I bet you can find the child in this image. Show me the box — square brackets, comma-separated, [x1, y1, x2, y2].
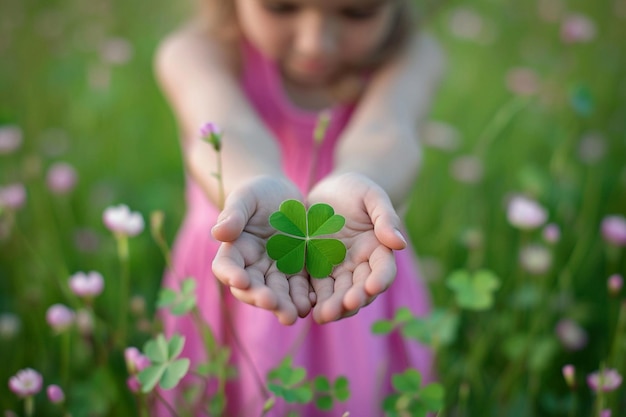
[154, 0, 444, 415]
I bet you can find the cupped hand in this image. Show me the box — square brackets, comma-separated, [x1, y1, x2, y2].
[306, 173, 407, 324]
[211, 175, 313, 325]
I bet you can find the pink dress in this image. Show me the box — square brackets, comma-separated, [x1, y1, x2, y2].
[159, 41, 433, 417]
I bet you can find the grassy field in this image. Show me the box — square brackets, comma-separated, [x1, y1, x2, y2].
[1, 0, 625, 416]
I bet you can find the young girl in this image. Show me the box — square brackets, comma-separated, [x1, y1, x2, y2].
[155, 0, 444, 415]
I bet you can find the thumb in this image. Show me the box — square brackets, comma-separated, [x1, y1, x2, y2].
[211, 190, 254, 242]
[367, 191, 407, 251]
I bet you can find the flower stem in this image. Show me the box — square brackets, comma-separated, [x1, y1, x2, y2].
[24, 395, 34, 417]
[116, 234, 130, 347]
[61, 330, 71, 388]
[216, 151, 225, 210]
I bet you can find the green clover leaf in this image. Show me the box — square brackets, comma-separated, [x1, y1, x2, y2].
[156, 278, 197, 316]
[383, 369, 444, 417]
[446, 269, 500, 311]
[267, 200, 346, 278]
[138, 333, 190, 393]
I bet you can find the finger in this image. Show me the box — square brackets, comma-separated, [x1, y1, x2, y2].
[212, 243, 251, 289]
[312, 271, 353, 324]
[364, 245, 397, 297]
[229, 272, 278, 311]
[365, 188, 407, 251]
[211, 188, 256, 242]
[343, 262, 372, 311]
[288, 274, 313, 318]
[310, 277, 334, 306]
[265, 269, 299, 325]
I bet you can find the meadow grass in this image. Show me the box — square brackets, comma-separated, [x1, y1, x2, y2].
[1, 0, 625, 416]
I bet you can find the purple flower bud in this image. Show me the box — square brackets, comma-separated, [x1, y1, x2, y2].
[555, 318, 588, 351]
[102, 204, 144, 237]
[600, 410, 611, 417]
[46, 162, 78, 195]
[126, 375, 141, 393]
[507, 195, 548, 230]
[200, 122, 222, 152]
[0, 125, 22, 154]
[124, 347, 150, 375]
[47, 384, 65, 404]
[587, 368, 622, 392]
[69, 271, 104, 298]
[8, 368, 43, 398]
[0, 183, 26, 210]
[562, 364, 575, 388]
[45, 304, 75, 332]
[560, 13, 596, 44]
[542, 223, 561, 244]
[200, 122, 221, 138]
[601, 215, 626, 247]
[608, 274, 623, 296]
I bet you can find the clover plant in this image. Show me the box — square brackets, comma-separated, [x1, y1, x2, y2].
[446, 268, 500, 311]
[137, 333, 190, 393]
[266, 199, 346, 278]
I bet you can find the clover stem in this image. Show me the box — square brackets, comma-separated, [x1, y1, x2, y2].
[116, 234, 130, 347]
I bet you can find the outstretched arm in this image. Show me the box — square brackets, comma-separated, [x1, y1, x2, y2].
[154, 23, 312, 324]
[154, 22, 285, 204]
[309, 32, 446, 323]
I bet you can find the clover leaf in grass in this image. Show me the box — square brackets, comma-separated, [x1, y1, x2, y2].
[446, 269, 500, 311]
[266, 199, 346, 278]
[156, 278, 197, 316]
[138, 333, 190, 393]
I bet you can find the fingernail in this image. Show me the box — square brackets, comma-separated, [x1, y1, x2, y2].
[395, 229, 407, 245]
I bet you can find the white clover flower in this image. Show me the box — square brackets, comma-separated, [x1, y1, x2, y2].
[0, 183, 26, 210]
[0, 313, 21, 339]
[519, 244, 552, 275]
[9, 368, 43, 398]
[45, 304, 75, 332]
[561, 13, 596, 44]
[102, 204, 144, 237]
[507, 195, 548, 230]
[587, 368, 622, 392]
[46, 162, 78, 195]
[0, 125, 22, 154]
[555, 318, 588, 351]
[69, 271, 104, 298]
[601, 215, 626, 247]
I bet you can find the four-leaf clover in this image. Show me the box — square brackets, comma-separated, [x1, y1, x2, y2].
[266, 200, 346, 278]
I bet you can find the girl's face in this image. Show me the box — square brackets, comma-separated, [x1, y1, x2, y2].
[234, 0, 397, 87]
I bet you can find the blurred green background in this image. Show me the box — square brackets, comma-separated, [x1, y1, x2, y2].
[1, 0, 625, 415]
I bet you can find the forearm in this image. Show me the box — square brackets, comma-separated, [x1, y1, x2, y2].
[332, 32, 445, 207]
[154, 23, 286, 205]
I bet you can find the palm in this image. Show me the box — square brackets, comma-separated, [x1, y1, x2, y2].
[307, 173, 406, 324]
[211, 176, 311, 325]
